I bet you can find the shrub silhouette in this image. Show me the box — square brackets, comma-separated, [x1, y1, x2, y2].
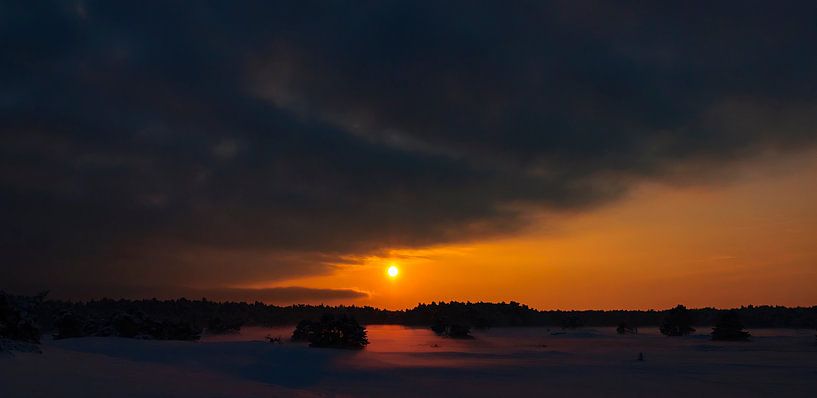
[616, 322, 637, 335]
[0, 291, 43, 344]
[291, 314, 369, 349]
[660, 305, 695, 336]
[711, 311, 751, 341]
[431, 318, 473, 339]
[291, 319, 314, 342]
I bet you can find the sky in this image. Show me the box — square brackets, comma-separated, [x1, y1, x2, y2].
[2, 1, 816, 309]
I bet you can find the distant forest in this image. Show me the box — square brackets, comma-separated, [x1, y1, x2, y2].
[31, 297, 817, 332]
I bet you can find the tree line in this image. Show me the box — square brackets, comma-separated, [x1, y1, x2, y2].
[4, 291, 815, 349]
[24, 295, 817, 332]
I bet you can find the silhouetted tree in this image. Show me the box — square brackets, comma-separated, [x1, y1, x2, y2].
[616, 322, 637, 335]
[711, 311, 751, 341]
[447, 323, 473, 338]
[0, 291, 43, 344]
[291, 319, 314, 342]
[660, 305, 695, 336]
[431, 318, 473, 339]
[431, 318, 447, 335]
[291, 314, 369, 349]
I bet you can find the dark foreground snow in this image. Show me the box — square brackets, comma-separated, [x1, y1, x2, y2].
[2, 326, 816, 397]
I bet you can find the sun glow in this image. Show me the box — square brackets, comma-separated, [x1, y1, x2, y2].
[387, 264, 399, 278]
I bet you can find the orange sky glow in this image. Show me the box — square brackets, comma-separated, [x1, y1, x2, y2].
[246, 151, 817, 310]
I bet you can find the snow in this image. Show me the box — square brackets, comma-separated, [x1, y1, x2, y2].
[2, 326, 816, 397]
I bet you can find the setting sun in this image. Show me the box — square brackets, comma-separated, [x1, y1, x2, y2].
[387, 265, 399, 278]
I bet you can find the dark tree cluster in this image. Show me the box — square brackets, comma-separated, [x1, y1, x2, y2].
[405, 302, 817, 330]
[409, 301, 539, 328]
[431, 318, 473, 339]
[53, 310, 201, 341]
[660, 305, 696, 336]
[7, 294, 816, 336]
[291, 314, 369, 349]
[616, 322, 638, 335]
[0, 291, 44, 344]
[711, 311, 751, 341]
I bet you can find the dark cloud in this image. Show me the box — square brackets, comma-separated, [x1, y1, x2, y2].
[29, 284, 369, 303]
[195, 287, 370, 303]
[2, 1, 817, 297]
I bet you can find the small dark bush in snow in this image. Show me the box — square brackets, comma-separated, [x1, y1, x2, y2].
[291, 314, 369, 349]
[616, 322, 637, 335]
[711, 311, 751, 341]
[431, 318, 473, 339]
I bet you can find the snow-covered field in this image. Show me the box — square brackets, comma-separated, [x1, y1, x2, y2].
[2, 326, 816, 397]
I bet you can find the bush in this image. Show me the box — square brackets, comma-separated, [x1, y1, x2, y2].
[711, 311, 751, 341]
[291, 314, 369, 349]
[0, 291, 42, 344]
[616, 322, 637, 335]
[660, 305, 696, 336]
[291, 319, 313, 342]
[431, 318, 473, 339]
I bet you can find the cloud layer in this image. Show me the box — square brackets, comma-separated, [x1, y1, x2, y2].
[2, 1, 817, 296]
[40, 285, 370, 303]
